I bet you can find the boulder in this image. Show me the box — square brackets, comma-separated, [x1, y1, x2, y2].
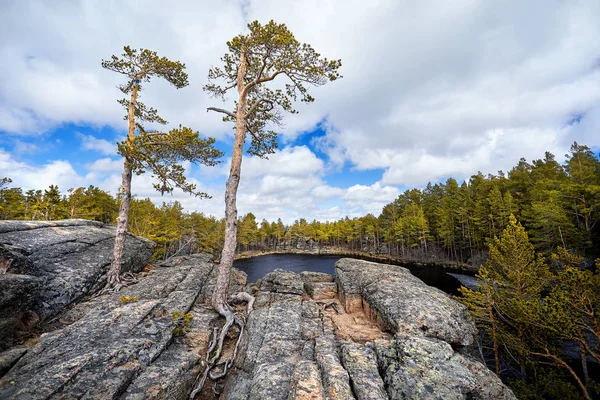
[335, 258, 476, 346]
[259, 268, 304, 295]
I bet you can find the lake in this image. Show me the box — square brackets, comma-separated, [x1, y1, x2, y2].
[233, 253, 472, 295]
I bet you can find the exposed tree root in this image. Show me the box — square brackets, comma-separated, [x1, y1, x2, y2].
[230, 291, 255, 314]
[189, 292, 254, 399]
[317, 301, 340, 314]
[96, 272, 138, 296]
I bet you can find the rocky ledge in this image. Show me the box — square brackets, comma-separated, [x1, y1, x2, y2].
[0, 219, 155, 350]
[0, 222, 514, 399]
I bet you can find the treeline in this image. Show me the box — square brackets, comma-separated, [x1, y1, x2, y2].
[377, 141, 600, 263]
[226, 141, 600, 264]
[0, 178, 224, 260]
[1, 141, 599, 263]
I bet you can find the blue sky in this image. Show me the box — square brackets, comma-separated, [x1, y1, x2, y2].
[1, 0, 600, 223]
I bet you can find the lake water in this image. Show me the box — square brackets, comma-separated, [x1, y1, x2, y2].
[233, 253, 471, 295]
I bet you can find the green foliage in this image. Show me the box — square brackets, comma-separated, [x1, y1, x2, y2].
[117, 125, 222, 197]
[102, 46, 188, 94]
[171, 310, 193, 335]
[460, 216, 551, 363]
[205, 20, 342, 158]
[238, 212, 259, 250]
[67, 186, 118, 223]
[459, 217, 599, 398]
[119, 295, 139, 304]
[563, 142, 600, 245]
[541, 262, 600, 363]
[102, 46, 223, 197]
[509, 368, 581, 400]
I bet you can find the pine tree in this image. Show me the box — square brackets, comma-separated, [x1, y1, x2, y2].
[458, 215, 553, 393]
[563, 142, 600, 247]
[101, 46, 222, 289]
[204, 20, 341, 319]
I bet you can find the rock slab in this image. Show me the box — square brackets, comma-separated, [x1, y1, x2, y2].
[0, 219, 155, 350]
[335, 258, 476, 345]
[0, 255, 223, 399]
[375, 335, 517, 399]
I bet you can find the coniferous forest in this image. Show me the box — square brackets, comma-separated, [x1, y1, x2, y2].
[2, 142, 599, 264]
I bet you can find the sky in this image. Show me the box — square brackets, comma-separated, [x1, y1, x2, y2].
[1, 0, 600, 224]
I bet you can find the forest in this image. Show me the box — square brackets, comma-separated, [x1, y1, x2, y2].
[1, 141, 598, 265]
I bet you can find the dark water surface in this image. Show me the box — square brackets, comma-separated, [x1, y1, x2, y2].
[233, 253, 468, 295]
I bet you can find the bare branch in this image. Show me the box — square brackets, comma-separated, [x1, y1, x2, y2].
[207, 107, 236, 119]
[243, 70, 285, 95]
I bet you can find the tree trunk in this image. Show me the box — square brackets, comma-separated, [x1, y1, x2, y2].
[532, 349, 592, 400]
[580, 341, 589, 387]
[212, 52, 247, 314]
[107, 82, 139, 287]
[490, 305, 500, 375]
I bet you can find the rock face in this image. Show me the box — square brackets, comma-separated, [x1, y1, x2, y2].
[0, 254, 244, 399]
[0, 227, 514, 400]
[301, 271, 337, 300]
[222, 262, 514, 400]
[375, 335, 516, 400]
[0, 219, 155, 350]
[335, 258, 476, 346]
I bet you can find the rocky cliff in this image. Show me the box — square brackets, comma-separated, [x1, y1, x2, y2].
[0, 220, 514, 399]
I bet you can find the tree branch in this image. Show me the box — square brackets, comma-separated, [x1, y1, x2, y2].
[246, 124, 261, 142]
[243, 70, 285, 94]
[223, 82, 238, 91]
[207, 107, 236, 119]
[246, 98, 274, 119]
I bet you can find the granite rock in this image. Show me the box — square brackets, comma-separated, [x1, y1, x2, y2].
[335, 258, 476, 346]
[375, 334, 517, 400]
[0, 256, 220, 399]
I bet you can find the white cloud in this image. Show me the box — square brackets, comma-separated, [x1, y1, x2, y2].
[91, 146, 398, 223]
[242, 0, 600, 184]
[78, 133, 116, 155]
[311, 185, 345, 200]
[2, 0, 600, 220]
[344, 183, 400, 216]
[0, 149, 85, 190]
[85, 157, 123, 172]
[205, 146, 400, 222]
[13, 140, 40, 155]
